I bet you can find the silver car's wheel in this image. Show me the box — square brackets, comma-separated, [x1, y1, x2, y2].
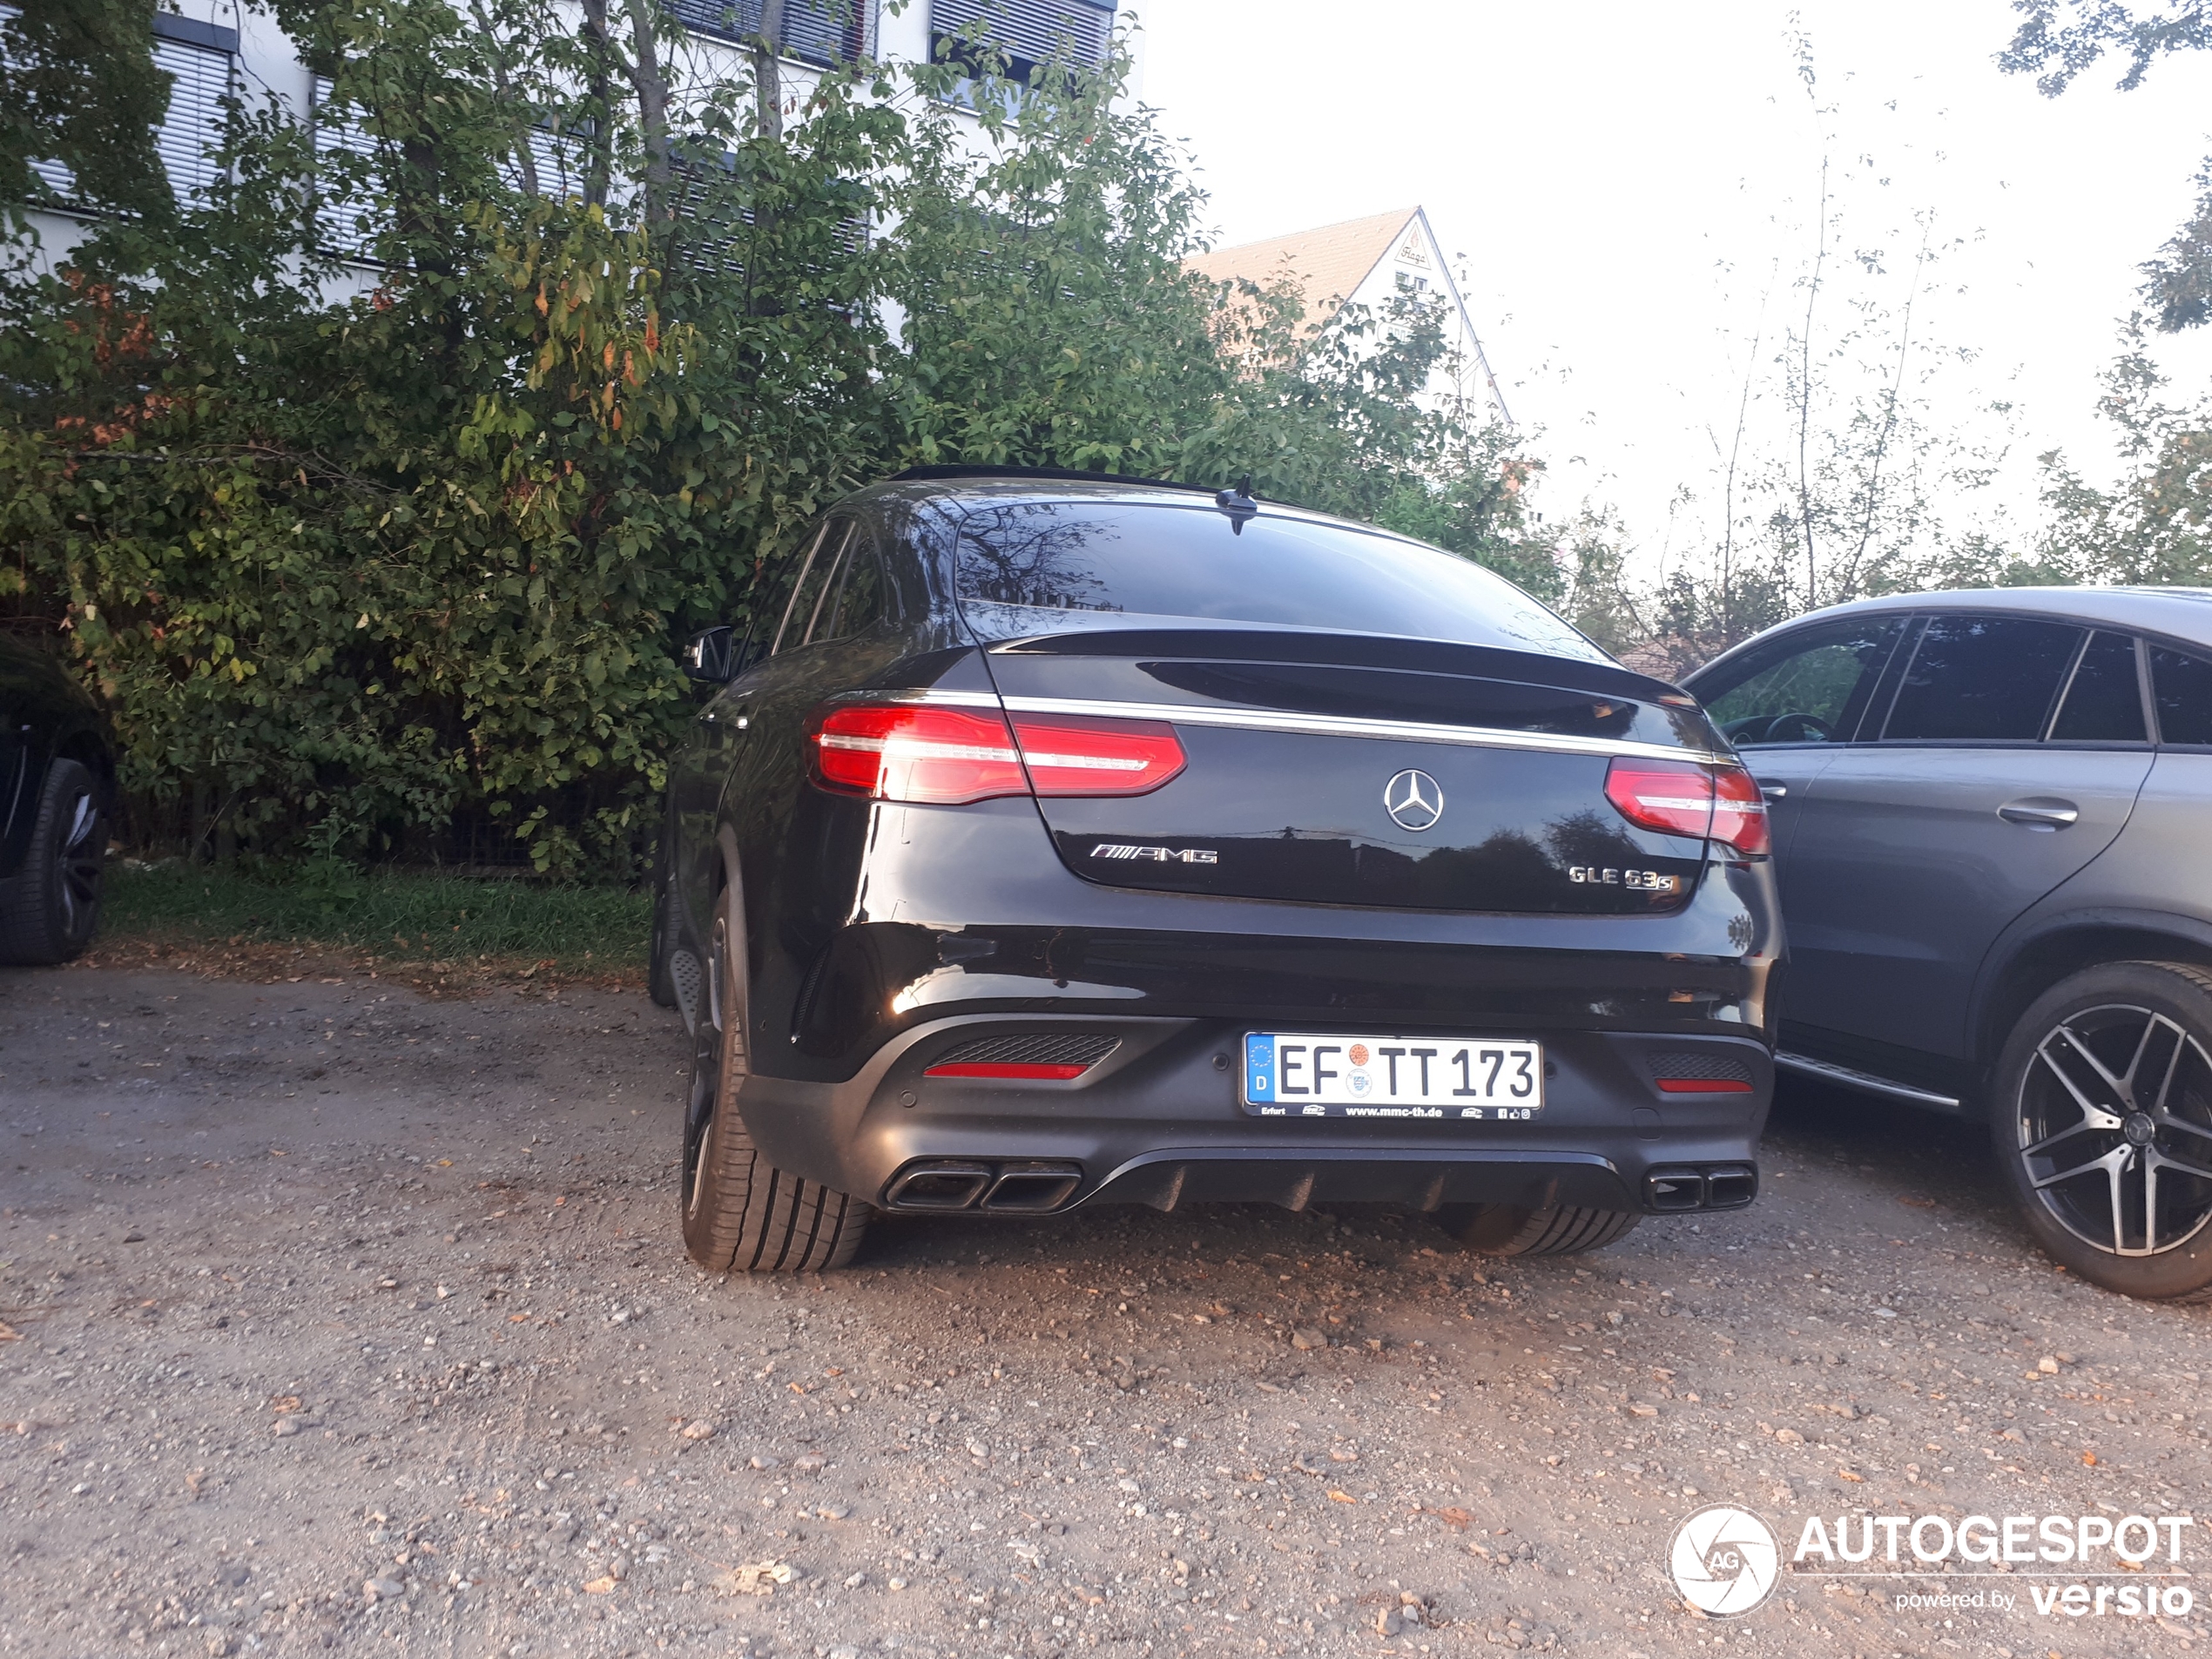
[1994, 962, 2212, 1300]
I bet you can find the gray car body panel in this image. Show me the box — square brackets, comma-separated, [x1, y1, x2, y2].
[1685, 587, 2212, 1115]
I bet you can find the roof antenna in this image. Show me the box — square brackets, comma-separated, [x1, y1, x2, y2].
[1215, 475, 1258, 529]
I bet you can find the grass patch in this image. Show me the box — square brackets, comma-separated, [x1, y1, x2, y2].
[93, 860, 650, 988]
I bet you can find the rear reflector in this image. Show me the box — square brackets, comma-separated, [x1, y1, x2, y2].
[923, 1061, 1092, 1080]
[810, 703, 1184, 804]
[1603, 759, 1770, 856]
[1654, 1077, 1756, 1095]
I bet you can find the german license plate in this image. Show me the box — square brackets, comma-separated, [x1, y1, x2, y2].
[1242, 1033, 1544, 1119]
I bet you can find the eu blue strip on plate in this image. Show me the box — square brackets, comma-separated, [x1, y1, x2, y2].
[1244, 1032, 1275, 1103]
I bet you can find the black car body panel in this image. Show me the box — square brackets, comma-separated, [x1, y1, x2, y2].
[979, 629, 1716, 914]
[0, 634, 114, 881]
[1683, 586, 2212, 1113]
[670, 475, 1781, 1217]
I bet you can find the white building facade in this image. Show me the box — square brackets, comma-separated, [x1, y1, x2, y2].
[12, 0, 1141, 264]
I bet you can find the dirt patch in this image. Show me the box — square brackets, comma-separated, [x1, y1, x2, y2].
[3, 964, 2208, 1658]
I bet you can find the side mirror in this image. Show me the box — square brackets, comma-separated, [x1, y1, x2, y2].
[684, 625, 736, 684]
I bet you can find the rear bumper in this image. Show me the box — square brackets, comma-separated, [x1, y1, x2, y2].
[735, 1014, 1770, 1217]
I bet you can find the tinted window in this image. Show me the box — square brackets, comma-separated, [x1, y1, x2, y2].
[954, 502, 1605, 660]
[1882, 616, 2082, 742]
[810, 523, 889, 644]
[774, 520, 848, 653]
[1696, 617, 1902, 747]
[2050, 631, 2147, 743]
[2152, 645, 2212, 745]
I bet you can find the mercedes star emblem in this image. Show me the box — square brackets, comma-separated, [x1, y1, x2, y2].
[1383, 768, 1445, 833]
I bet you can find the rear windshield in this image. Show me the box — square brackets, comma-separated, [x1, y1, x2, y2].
[953, 501, 1607, 661]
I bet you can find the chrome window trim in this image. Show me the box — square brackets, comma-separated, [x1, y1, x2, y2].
[880, 688, 1732, 766]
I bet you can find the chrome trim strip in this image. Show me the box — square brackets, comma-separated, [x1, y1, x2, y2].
[883, 688, 1730, 765]
[1775, 1050, 1964, 1113]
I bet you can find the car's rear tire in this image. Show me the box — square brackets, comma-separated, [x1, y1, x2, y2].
[0, 759, 106, 967]
[679, 881, 869, 1272]
[1436, 1202, 1641, 1256]
[647, 863, 678, 1010]
[1992, 960, 2212, 1302]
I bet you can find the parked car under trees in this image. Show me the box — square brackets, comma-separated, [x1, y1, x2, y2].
[651, 468, 1782, 1272]
[0, 631, 114, 964]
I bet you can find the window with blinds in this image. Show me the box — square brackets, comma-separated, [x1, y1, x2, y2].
[666, 145, 869, 280]
[929, 0, 1114, 74]
[309, 77, 378, 258]
[3, 10, 234, 209]
[152, 37, 232, 202]
[666, 0, 867, 64]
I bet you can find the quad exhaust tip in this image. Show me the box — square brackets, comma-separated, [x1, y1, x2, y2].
[1644, 1163, 1757, 1212]
[884, 1158, 1083, 1215]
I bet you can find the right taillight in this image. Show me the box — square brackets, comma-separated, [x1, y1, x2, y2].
[1008, 711, 1185, 796]
[1604, 758, 1770, 857]
[1709, 765, 1770, 856]
[808, 702, 1186, 804]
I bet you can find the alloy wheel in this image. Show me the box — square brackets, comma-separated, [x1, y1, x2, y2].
[2014, 1001, 2212, 1258]
[682, 910, 729, 1222]
[57, 789, 103, 939]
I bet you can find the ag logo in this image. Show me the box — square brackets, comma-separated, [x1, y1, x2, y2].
[1668, 1505, 1779, 1617]
[1383, 769, 1445, 833]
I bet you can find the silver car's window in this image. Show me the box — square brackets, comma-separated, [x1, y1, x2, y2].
[1698, 617, 1902, 747]
[2049, 631, 2148, 744]
[2152, 646, 2212, 745]
[1882, 616, 2082, 743]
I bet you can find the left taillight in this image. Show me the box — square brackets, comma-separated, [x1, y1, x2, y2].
[1604, 758, 1770, 857]
[808, 703, 1185, 804]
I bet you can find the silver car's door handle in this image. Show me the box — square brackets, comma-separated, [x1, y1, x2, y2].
[1758, 785, 1787, 801]
[1999, 798, 2080, 829]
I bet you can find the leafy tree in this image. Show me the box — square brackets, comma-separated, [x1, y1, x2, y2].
[2000, 1, 2212, 331]
[2012, 334, 2212, 585]
[0, 0, 1564, 876]
[0, 0, 172, 222]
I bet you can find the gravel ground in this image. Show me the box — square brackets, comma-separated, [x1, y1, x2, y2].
[4, 966, 2210, 1659]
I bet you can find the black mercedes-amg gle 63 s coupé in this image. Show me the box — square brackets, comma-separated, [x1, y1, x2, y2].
[651, 469, 1780, 1271]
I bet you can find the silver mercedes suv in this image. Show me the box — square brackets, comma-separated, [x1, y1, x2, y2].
[1684, 588, 2212, 1300]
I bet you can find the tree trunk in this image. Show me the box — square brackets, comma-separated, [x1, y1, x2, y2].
[753, 0, 787, 143]
[621, 0, 671, 223]
[469, 0, 539, 198]
[579, 0, 616, 210]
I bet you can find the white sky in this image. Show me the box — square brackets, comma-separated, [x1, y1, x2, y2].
[1140, 0, 2212, 571]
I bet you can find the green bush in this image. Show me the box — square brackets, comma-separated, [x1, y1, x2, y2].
[0, 0, 1558, 879]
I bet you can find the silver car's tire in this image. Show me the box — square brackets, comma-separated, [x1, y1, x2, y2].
[1992, 961, 2212, 1302]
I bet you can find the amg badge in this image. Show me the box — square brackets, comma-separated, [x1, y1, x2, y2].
[1090, 843, 1219, 865]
